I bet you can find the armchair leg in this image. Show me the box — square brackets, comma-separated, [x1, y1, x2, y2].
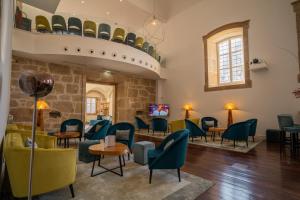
[69, 184, 75, 198]
[246, 140, 248, 147]
[192, 137, 194, 142]
[234, 139, 236, 148]
[149, 169, 153, 184]
[205, 136, 207, 143]
[252, 136, 255, 142]
[177, 168, 181, 182]
[221, 137, 224, 145]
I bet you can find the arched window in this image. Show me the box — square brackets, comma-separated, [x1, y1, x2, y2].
[203, 20, 251, 91]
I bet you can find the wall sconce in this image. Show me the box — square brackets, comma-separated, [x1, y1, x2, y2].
[184, 104, 193, 119]
[224, 103, 237, 127]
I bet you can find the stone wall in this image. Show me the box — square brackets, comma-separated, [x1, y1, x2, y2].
[10, 55, 156, 132]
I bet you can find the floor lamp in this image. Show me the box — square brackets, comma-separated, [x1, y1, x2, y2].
[224, 103, 237, 127]
[19, 71, 54, 200]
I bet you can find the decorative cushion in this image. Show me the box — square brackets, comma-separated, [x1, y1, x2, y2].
[53, 23, 63, 28]
[37, 24, 46, 29]
[69, 25, 80, 30]
[205, 121, 215, 127]
[66, 125, 79, 132]
[163, 139, 174, 150]
[84, 28, 95, 33]
[95, 124, 102, 132]
[25, 137, 38, 148]
[100, 31, 109, 35]
[116, 130, 130, 141]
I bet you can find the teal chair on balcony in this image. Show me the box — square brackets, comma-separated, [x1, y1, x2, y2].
[142, 42, 150, 53]
[125, 32, 136, 47]
[246, 119, 258, 142]
[148, 129, 189, 184]
[107, 122, 135, 159]
[36, 15, 52, 33]
[221, 121, 251, 148]
[83, 20, 96, 38]
[52, 15, 67, 34]
[185, 119, 207, 142]
[135, 116, 150, 133]
[148, 46, 154, 57]
[98, 23, 111, 40]
[84, 120, 110, 140]
[68, 17, 82, 36]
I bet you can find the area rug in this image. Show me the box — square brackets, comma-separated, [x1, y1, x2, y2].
[38, 157, 213, 200]
[136, 131, 264, 153]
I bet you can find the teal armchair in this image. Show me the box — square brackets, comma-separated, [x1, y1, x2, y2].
[185, 119, 207, 142]
[148, 129, 189, 184]
[107, 122, 135, 158]
[152, 118, 168, 135]
[246, 119, 258, 142]
[84, 120, 110, 140]
[221, 121, 250, 147]
[135, 116, 150, 133]
[60, 119, 83, 141]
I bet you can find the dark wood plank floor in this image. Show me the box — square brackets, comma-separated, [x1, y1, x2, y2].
[136, 134, 300, 200]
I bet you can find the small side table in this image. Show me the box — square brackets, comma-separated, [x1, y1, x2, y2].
[54, 132, 80, 148]
[208, 127, 227, 142]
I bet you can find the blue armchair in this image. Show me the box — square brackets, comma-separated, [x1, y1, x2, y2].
[185, 119, 207, 142]
[148, 129, 189, 184]
[84, 120, 110, 140]
[107, 122, 135, 158]
[221, 121, 250, 147]
[152, 118, 168, 136]
[246, 119, 258, 142]
[201, 117, 218, 132]
[60, 119, 84, 140]
[135, 116, 150, 133]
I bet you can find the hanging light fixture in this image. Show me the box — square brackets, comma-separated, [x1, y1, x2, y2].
[143, 0, 165, 46]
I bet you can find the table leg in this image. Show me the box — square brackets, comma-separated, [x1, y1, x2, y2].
[64, 138, 67, 148]
[119, 156, 123, 176]
[91, 157, 96, 177]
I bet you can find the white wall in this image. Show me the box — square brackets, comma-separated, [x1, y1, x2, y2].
[158, 0, 300, 135]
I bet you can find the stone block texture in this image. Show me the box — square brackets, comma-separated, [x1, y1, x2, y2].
[10, 55, 156, 132]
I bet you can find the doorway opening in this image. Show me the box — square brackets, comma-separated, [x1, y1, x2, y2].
[85, 82, 116, 124]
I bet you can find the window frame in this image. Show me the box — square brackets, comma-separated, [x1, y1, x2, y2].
[216, 35, 244, 86]
[86, 97, 97, 115]
[203, 20, 251, 92]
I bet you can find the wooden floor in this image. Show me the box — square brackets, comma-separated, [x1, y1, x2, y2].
[136, 134, 300, 200]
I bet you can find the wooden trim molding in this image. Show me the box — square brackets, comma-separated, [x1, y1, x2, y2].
[203, 20, 252, 92]
[292, 0, 300, 82]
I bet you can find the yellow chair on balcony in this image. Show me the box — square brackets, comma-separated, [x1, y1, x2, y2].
[4, 132, 77, 198]
[135, 37, 144, 49]
[83, 20, 96, 38]
[35, 15, 52, 33]
[112, 28, 125, 43]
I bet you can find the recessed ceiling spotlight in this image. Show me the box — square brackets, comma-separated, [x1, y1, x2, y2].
[106, 11, 110, 15]
[120, 0, 123, 2]
[81, 0, 85, 4]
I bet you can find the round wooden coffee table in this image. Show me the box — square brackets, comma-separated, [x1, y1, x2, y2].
[208, 127, 227, 142]
[89, 143, 128, 177]
[54, 132, 80, 148]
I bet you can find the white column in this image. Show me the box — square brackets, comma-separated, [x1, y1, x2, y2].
[0, 0, 14, 143]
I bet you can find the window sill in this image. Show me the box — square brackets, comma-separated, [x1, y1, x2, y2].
[204, 79, 252, 92]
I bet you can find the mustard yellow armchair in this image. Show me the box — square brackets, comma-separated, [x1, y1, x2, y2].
[169, 119, 200, 132]
[4, 132, 77, 198]
[6, 124, 47, 135]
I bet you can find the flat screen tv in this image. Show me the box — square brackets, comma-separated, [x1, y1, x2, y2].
[149, 104, 169, 117]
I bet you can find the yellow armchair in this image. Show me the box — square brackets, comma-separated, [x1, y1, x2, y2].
[4, 132, 77, 198]
[169, 118, 200, 132]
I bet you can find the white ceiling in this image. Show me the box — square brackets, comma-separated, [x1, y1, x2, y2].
[22, 0, 61, 13]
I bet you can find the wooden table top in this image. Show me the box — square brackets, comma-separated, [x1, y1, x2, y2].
[208, 127, 227, 132]
[89, 143, 128, 156]
[54, 132, 81, 139]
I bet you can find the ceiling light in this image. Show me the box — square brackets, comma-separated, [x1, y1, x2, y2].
[120, 0, 123, 2]
[81, 0, 85, 4]
[106, 11, 110, 15]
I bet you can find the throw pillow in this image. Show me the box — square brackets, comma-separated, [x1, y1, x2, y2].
[25, 137, 38, 148]
[205, 121, 215, 127]
[163, 139, 174, 150]
[116, 130, 130, 141]
[95, 124, 103, 132]
[66, 125, 79, 132]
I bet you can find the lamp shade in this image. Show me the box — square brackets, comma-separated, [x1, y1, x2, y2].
[224, 103, 237, 110]
[184, 104, 192, 111]
[19, 71, 54, 98]
[35, 100, 49, 110]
